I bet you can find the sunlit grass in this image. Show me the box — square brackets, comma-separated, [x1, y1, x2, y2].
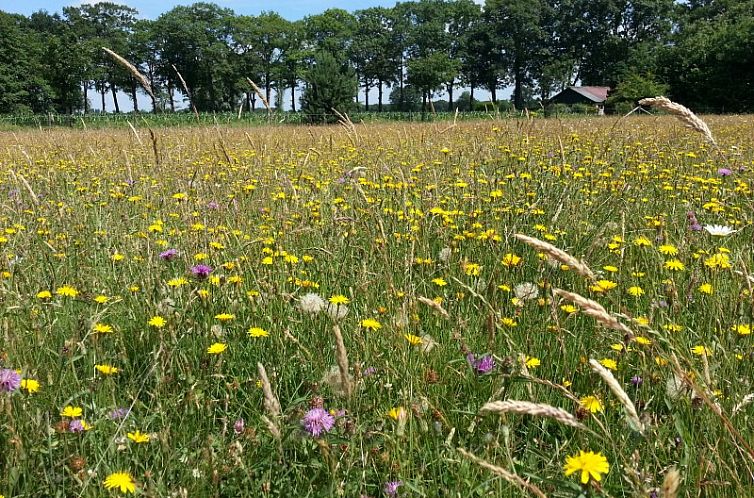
[0, 116, 753, 496]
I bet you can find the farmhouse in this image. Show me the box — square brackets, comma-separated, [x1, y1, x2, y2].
[549, 86, 611, 114]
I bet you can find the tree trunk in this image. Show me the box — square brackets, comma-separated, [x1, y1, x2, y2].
[246, 92, 251, 113]
[83, 83, 89, 114]
[100, 87, 106, 113]
[470, 83, 475, 110]
[491, 85, 497, 104]
[265, 73, 271, 107]
[378, 80, 383, 112]
[513, 62, 523, 110]
[168, 84, 175, 112]
[290, 83, 296, 112]
[364, 81, 369, 111]
[251, 93, 256, 111]
[111, 85, 120, 113]
[422, 91, 427, 112]
[447, 80, 454, 111]
[131, 79, 139, 112]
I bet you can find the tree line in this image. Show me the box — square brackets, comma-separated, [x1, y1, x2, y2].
[0, 0, 752, 116]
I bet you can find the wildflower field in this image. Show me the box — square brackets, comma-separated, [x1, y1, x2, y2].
[1, 115, 753, 497]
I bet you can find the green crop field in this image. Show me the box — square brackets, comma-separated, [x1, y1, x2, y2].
[1, 115, 753, 497]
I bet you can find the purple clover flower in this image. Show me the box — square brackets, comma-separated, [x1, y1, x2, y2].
[191, 264, 213, 279]
[69, 420, 85, 433]
[467, 353, 495, 375]
[207, 200, 220, 210]
[383, 480, 403, 497]
[159, 249, 179, 261]
[631, 375, 643, 387]
[301, 407, 335, 437]
[717, 168, 732, 177]
[0, 369, 21, 393]
[234, 418, 245, 435]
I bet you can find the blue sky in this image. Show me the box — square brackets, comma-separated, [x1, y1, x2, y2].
[0, 0, 403, 19]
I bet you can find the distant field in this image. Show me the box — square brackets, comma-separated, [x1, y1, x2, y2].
[1, 116, 753, 497]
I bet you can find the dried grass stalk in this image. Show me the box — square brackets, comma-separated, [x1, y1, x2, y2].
[172, 64, 199, 120]
[515, 234, 596, 280]
[553, 289, 633, 335]
[661, 467, 680, 498]
[102, 47, 156, 103]
[733, 393, 754, 416]
[417, 296, 449, 318]
[332, 325, 352, 398]
[246, 78, 271, 113]
[480, 400, 587, 430]
[639, 96, 716, 145]
[261, 414, 281, 440]
[457, 448, 548, 498]
[257, 363, 281, 417]
[589, 359, 644, 433]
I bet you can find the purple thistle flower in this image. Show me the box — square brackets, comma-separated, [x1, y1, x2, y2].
[191, 264, 213, 279]
[159, 249, 179, 261]
[69, 420, 85, 433]
[301, 407, 335, 437]
[717, 168, 732, 177]
[234, 418, 245, 435]
[0, 369, 21, 393]
[207, 200, 220, 210]
[383, 480, 403, 497]
[467, 353, 495, 375]
[631, 375, 643, 387]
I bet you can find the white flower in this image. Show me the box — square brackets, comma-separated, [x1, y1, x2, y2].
[298, 292, 325, 314]
[325, 303, 349, 320]
[703, 224, 736, 236]
[514, 282, 539, 301]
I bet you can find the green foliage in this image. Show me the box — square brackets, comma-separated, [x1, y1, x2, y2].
[301, 51, 358, 124]
[607, 73, 669, 107]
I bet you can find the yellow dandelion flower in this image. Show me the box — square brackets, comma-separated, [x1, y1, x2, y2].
[361, 318, 382, 331]
[387, 407, 407, 420]
[501, 253, 522, 267]
[21, 378, 40, 394]
[627, 286, 644, 297]
[691, 345, 712, 356]
[56, 285, 79, 298]
[698, 283, 714, 295]
[431, 277, 447, 286]
[92, 323, 113, 334]
[404, 334, 423, 346]
[564, 450, 610, 484]
[127, 431, 150, 443]
[579, 395, 604, 413]
[525, 356, 541, 368]
[599, 358, 617, 371]
[328, 295, 350, 305]
[664, 259, 685, 271]
[61, 405, 83, 418]
[148, 316, 166, 328]
[103, 472, 136, 494]
[36, 290, 52, 299]
[214, 313, 235, 322]
[732, 324, 751, 336]
[248, 327, 269, 338]
[207, 343, 227, 354]
[658, 244, 678, 256]
[95, 364, 119, 375]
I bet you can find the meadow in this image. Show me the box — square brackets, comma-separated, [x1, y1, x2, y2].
[1, 114, 753, 497]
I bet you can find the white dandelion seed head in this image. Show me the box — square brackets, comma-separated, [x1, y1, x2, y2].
[325, 303, 349, 320]
[298, 292, 326, 314]
[438, 247, 452, 262]
[514, 282, 539, 301]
